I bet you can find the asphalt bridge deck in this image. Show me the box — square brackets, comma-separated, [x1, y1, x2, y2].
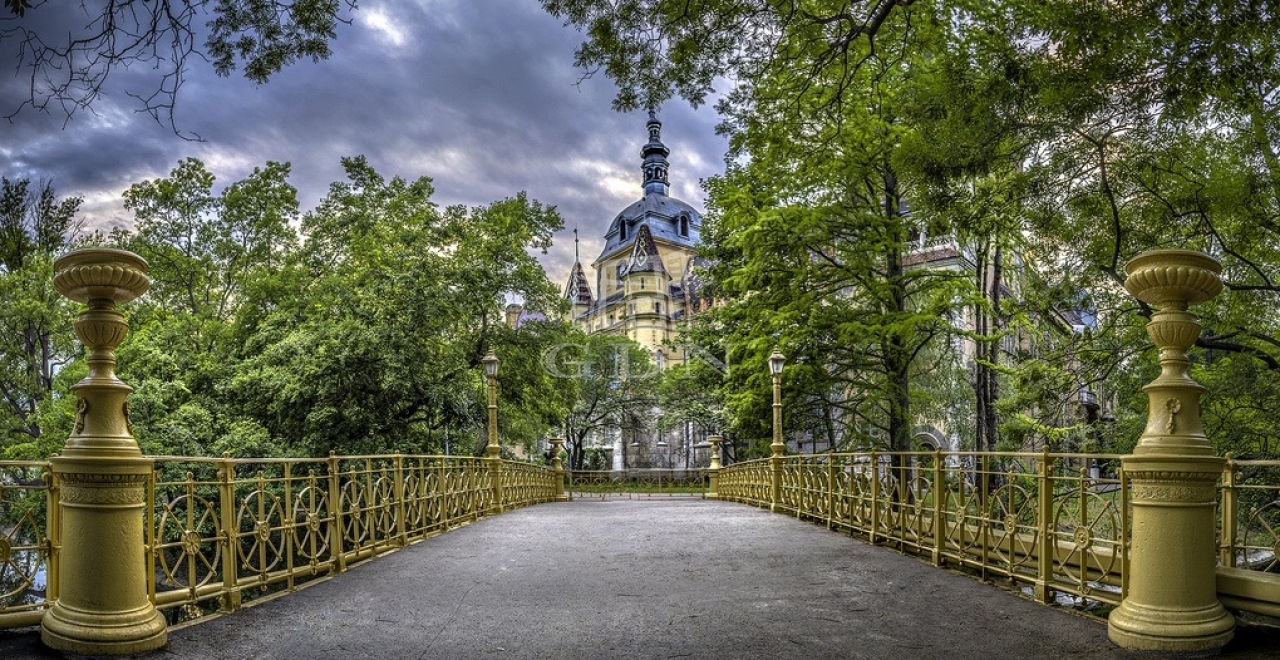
[3, 499, 1278, 659]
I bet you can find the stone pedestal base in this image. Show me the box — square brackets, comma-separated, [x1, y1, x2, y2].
[41, 457, 167, 655]
[43, 601, 167, 656]
[1107, 454, 1234, 653]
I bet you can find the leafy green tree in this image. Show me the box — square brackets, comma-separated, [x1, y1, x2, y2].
[112, 157, 301, 456]
[0, 178, 81, 459]
[551, 333, 658, 469]
[231, 156, 571, 456]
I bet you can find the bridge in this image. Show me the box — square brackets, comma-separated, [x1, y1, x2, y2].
[3, 240, 1280, 657]
[0, 496, 1269, 659]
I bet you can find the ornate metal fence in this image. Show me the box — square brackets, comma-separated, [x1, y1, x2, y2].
[12, 449, 1280, 630]
[0, 454, 556, 629]
[567, 469, 708, 500]
[0, 460, 52, 630]
[721, 451, 1129, 606]
[1218, 456, 1280, 617]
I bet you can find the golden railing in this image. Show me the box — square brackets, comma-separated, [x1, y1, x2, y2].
[1217, 456, 1280, 617]
[567, 469, 708, 500]
[9, 450, 1280, 629]
[0, 460, 52, 630]
[0, 454, 556, 629]
[722, 451, 1129, 606]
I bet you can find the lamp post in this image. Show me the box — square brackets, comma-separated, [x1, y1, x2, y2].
[482, 349, 502, 513]
[769, 349, 786, 455]
[768, 349, 786, 512]
[483, 350, 500, 457]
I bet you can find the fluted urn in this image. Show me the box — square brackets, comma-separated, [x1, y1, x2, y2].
[1124, 249, 1222, 309]
[1122, 249, 1220, 456]
[53, 247, 150, 304]
[52, 248, 150, 456]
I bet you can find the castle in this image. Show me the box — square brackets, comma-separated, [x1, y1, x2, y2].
[562, 112, 709, 366]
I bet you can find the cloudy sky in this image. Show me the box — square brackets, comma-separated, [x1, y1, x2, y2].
[2, 0, 727, 288]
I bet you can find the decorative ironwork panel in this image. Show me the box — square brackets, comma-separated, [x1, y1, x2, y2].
[0, 461, 51, 623]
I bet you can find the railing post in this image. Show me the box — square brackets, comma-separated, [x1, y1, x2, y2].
[1034, 450, 1054, 604]
[217, 453, 240, 612]
[394, 454, 407, 546]
[1108, 250, 1234, 653]
[327, 452, 347, 573]
[931, 450, 944, 567]
[869, 451, 880, 545]
[1220, 454, 1237, 568]
[550, 438, 569, 502]
[826, 455, 835, 529]
[41, 249, 167, 655]
[706, 436, 722, 500]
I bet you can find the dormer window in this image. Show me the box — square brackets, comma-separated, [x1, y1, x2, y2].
[620, 222, 628, 241]
[679, 214, 690, 237]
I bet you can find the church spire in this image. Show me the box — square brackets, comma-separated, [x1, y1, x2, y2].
[641, 109, 670, 196]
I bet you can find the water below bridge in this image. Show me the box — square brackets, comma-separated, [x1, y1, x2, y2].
[3, 499, 1278, 659]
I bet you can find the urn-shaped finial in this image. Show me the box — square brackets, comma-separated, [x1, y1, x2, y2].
[1124, 249, 1221, 309]
[53, 248, 150, 304]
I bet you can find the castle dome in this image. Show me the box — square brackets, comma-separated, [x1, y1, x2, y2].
[594, 111, 702, 266]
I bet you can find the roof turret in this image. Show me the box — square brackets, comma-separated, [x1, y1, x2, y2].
[642, 109, 670, 196]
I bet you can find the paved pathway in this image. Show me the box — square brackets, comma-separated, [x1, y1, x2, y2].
[3, 499, 1279, 659]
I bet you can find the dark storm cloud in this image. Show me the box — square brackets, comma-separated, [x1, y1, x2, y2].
[1, 0, 726, 287]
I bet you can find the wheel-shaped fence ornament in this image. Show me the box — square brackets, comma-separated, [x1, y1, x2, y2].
[944, 481, 983, 557]
[236, 490, 285, 575]
[372, 475, 396, 537]
[290, 485, 330, 563]
[341, 481, 371, 546]
[1052, 492, 1121, 593]
[988, 482, 1036, 570]
[154, 494, 221, 591]
[402, 472, 425, 530]
[1239, 503, 1280, 572]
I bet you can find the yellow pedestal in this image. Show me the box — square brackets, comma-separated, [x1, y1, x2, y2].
[1107, 250, 1234, 653]
[41, 249, 167, 655]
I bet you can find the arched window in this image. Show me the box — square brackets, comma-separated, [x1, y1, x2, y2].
[620, 221, 627, 241]
[679, 214, 689, 237]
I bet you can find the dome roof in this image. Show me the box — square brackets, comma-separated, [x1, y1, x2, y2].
[595, 191, 701, 264]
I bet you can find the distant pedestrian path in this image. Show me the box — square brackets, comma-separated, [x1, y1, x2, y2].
[3, 499, 1278, 659]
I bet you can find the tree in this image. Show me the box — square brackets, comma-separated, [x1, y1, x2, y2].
[551, 333, 659, 469]
[230, 156, 571, 456]
[0, 178, 81, 459]
[113, 157, 301, 456]
[3, 0, 356, 132]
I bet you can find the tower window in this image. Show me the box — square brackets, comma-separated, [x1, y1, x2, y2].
[655, 302, 662, 314]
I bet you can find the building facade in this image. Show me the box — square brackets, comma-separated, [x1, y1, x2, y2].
[564, 112, 709, 366]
